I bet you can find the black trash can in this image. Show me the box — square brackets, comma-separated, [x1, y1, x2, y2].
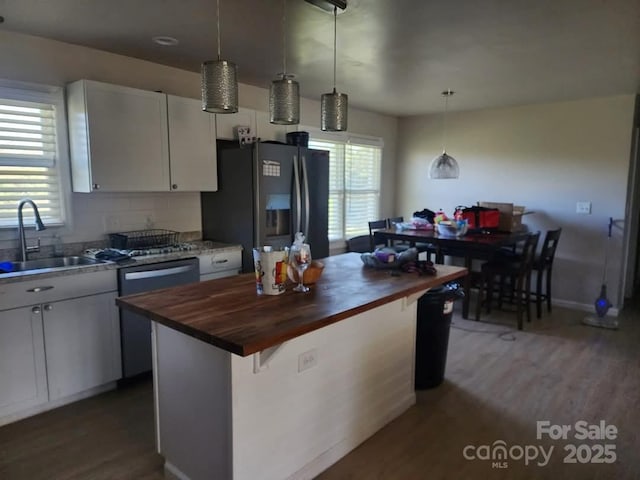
[415, 282, 464, 389]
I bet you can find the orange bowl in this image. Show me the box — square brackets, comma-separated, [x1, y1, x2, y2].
[287, 260, 325, 285]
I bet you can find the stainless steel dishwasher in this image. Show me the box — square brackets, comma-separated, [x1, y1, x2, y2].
[118, 257, 199, 378]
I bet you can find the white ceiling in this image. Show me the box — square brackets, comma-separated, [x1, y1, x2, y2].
[1, 0, 638, 116]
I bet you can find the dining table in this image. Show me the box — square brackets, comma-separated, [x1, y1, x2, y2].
[375, 227, 530, 319]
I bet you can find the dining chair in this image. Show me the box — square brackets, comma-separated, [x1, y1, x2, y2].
[532, 228, 562, 318]
[346, 235, 371, 253]
[368, 219, 389, 251]
[385, 216, 412, 251]
[385, 216, 437, 259]
[475, 231, 541, 330]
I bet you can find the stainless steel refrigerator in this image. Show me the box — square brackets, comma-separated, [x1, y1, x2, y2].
[201, 141, 329, 273]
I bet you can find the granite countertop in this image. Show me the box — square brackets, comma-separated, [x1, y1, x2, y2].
[0, 241, 242, 285]
[117, 253, 468, 356]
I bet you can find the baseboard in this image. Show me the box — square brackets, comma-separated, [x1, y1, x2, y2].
[287, 391, 417, 480]
[0, 381, 117, 427]
[164, 461, 191, 480]
[553, 299, 619, 317]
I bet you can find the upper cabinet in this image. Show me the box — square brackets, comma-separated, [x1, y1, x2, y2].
[67, 80, 217, 193]
[167, 95, 217, 192]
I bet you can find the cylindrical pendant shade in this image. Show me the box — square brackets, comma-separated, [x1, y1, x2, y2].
[201, 59, 239, 113]
[321, 90, 348, 131]
[429, 152, 460, 179]
[269, 76, 300, 125]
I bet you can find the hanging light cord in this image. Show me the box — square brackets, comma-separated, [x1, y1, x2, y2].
[282, 0, 287, 76]
[216, 0, 221, 60]
[332, 6, 337, 92]
[441, 90, 453, 155]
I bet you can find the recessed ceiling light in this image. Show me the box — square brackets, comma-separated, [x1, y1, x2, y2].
[152, 36, 179, 46]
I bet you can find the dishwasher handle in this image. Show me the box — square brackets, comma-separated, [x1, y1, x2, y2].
[124, 265, 196, 281]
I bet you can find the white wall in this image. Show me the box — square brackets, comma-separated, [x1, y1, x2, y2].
[397, 96, 636, 309]
[0, 30, 398, 248]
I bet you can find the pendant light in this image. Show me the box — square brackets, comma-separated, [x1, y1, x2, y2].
[270, 0, 300, 125]
[321, 6, 348, 132]
[201, 0, 238, 113]
[429, 90, 459, 179]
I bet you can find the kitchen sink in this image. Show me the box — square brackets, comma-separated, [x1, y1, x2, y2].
[1, 256, 107, 275]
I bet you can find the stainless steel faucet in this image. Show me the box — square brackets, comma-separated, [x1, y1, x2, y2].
[17, 199, 46, 262]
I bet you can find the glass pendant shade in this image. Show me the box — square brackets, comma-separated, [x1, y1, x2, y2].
[201, 59, 239, 113]
[429, 152, 459, 179]
[321, 90, 348, 132]
[269, 77, 300, 125]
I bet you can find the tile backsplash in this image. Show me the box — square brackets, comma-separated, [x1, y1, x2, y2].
[0, 191, 202, 252]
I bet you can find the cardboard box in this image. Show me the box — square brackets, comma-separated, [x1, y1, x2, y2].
[478, 202, 526, 232]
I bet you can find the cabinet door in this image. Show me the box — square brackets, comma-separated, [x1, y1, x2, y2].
[167, 95, 218, 192]
[79, 80, 170, 191]
[0, 306, 48, 418]
[215, 107, 257, 140]
[43, 292, 122, 400]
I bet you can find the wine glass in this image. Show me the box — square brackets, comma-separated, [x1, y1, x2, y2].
[289, 243, 312, 293]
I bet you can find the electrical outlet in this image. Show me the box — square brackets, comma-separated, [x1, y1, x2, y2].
[298, 349, 318, 373]
[576, 201, 592, 214]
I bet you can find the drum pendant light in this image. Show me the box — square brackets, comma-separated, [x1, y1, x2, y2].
[321, 6, 348, 131]
[270, 0, 300, 125]
[201, 0, 238, 113]
[429, 90, 459, 179]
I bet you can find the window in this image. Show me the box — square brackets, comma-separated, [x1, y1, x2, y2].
[0, 82, 68, 228]
[309, 133, 382, 241]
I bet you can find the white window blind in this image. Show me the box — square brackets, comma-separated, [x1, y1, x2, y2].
[309, 135, 382, 241]
[0, 94, 64, 227]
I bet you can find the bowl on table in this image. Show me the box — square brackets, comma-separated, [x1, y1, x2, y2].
[287, 260, 325, 285]
[436, 221, 468, 238]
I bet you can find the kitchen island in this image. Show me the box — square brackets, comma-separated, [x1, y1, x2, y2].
[117, 253, 467, 480]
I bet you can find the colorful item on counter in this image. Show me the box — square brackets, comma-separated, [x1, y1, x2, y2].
[253, 246, 288, 295]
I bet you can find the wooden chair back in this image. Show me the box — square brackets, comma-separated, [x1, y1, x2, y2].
[368, 220, 388, 251]
[538, 228, 562, 269]
[386, 217, 404, 228]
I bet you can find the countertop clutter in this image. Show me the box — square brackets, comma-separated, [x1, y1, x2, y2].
[116, 252, 468, 356]
[0, 240, 242, 284]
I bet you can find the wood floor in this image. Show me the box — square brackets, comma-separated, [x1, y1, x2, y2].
[1, 300, 638, 480]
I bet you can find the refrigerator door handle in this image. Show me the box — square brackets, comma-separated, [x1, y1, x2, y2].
[293, 154, 302, 233]
[301, 154, 310, 237]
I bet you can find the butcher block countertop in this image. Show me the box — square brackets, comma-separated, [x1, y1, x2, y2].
[116, 252, 467, 356]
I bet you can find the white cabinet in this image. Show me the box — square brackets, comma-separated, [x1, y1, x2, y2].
[0, 269, 121, 425]
[67, 79, 170, 192]
[67, 80, 218, 192]
[0, 306, 48, 419]
[43, 292, 122, 400]
[216, 107, 257, 140]
[198, 249, 242, 281]
[167, 95, 217, 192]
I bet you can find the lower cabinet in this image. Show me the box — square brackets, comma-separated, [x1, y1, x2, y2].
[43, 292, 122, 401]
[0, 306, 48, 419]
[0, 270, 121, 426]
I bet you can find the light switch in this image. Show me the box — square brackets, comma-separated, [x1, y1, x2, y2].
[576, 201, 592, 214]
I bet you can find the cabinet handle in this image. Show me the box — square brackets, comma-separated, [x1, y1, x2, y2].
[213, 259, 229, 264]
[172, 184, 178, 190]
[93, 183, 101, 190]
[32, 306, 41, 314]
[44, 304, 53, 312]
[27, 286, 54, 293]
